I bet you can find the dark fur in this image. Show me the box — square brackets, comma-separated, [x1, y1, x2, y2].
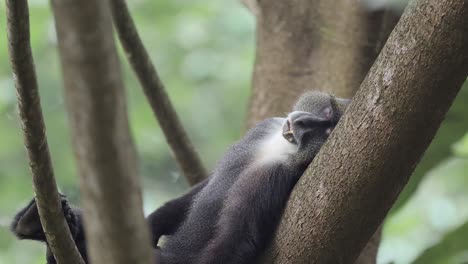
[11, 195, 88, 263]
[11, 92, 349, 264]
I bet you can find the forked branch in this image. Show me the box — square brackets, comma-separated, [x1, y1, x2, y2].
[263, 0, 468, 262]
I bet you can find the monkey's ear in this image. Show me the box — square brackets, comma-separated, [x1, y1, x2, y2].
[11, 198, 46, 241]
[332, 96, 351, 117]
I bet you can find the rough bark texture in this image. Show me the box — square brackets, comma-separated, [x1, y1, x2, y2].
[263, 0, 468, 263]
[110, 0, 207, 186]
[6, 1, 85, 263]
[50, 0, 153, 263]
[246, 1, 400, 262]
[246, 0, 400, 128]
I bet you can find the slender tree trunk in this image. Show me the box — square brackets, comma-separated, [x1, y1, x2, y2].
[262, 0, 468, 263]
[50, 0, 153, 263]
[110, 0, 207, 185]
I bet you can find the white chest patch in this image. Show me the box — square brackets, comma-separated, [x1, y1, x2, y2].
[255, 128, 298, 165]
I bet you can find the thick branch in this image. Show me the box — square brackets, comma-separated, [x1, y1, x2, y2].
[6, 1, 85, 264]
[264, 0, 468, 263]
[50, 0, 153, 263]
[109, 0, 207, 186]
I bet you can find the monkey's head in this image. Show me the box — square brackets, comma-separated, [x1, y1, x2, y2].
[282, 92, 350, 150]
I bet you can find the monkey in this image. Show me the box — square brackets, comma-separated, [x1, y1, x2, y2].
[11, 92, 350, 264]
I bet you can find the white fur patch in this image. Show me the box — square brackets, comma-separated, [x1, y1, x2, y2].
[255, 125, 298, 165]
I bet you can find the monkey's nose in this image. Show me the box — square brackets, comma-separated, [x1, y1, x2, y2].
[282, 119, 295, 143]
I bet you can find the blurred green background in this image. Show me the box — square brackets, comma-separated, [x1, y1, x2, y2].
[0, 0, 467, 263]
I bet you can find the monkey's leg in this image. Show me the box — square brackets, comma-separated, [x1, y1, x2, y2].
[196, 165, 298, 264]
[146, 178, 209, 247]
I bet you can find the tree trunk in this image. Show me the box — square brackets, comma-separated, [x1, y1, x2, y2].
[50, 0, 153, 263]
[262, 0, 468, 263]
[245, 1, 400, 262]
[246, 0, 399, 128]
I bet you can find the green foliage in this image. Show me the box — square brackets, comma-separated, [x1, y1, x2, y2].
[412, 221, 468, 264]
[453, 133, 468, 157]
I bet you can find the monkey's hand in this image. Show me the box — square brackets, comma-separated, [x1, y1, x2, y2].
[11, 194, 81, 242]
[11, 195, 88, 264]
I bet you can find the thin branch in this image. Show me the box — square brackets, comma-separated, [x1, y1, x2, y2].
[109, 0, 208, 186]
[5, 1, 85, 263]
[49, 0, 153, 263]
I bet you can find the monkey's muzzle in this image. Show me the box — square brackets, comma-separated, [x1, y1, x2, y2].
[282, 119, 296, 144]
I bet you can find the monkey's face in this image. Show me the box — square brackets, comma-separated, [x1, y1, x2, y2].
[282, 92, 350, 149]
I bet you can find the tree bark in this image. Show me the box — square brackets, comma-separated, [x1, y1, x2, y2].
[110, 0, 207, 186]
[246, 0, 400, 128]
[6, 1, 85, 263]
[50, 0, 153, 263]
[262, 0, 468, 263]
[246, 1, 400, 262]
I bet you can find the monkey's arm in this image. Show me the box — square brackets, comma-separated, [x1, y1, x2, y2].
[147, 178, 209, 246]
[10, 178, 208, 263]
[195, 164, 301, 264]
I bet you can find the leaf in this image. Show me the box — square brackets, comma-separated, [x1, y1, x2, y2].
[452, 133, 468, 157]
